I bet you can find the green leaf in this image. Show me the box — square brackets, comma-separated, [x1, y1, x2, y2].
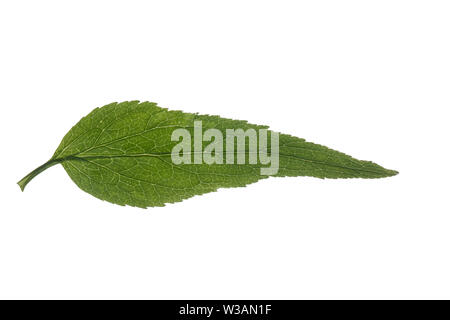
[18, 101, 397, 208]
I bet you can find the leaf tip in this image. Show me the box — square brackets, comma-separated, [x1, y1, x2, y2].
[383, 168, 399, 178]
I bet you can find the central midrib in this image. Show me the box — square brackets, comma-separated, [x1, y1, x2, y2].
[56, 152, 390, 176]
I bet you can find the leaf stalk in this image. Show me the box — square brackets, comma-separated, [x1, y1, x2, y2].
[17, 159, 61, 191]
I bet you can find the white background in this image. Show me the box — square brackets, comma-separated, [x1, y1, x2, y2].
[0, 0, 449, 299]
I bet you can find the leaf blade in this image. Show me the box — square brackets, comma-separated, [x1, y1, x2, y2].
[19, 101, 397, 207]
